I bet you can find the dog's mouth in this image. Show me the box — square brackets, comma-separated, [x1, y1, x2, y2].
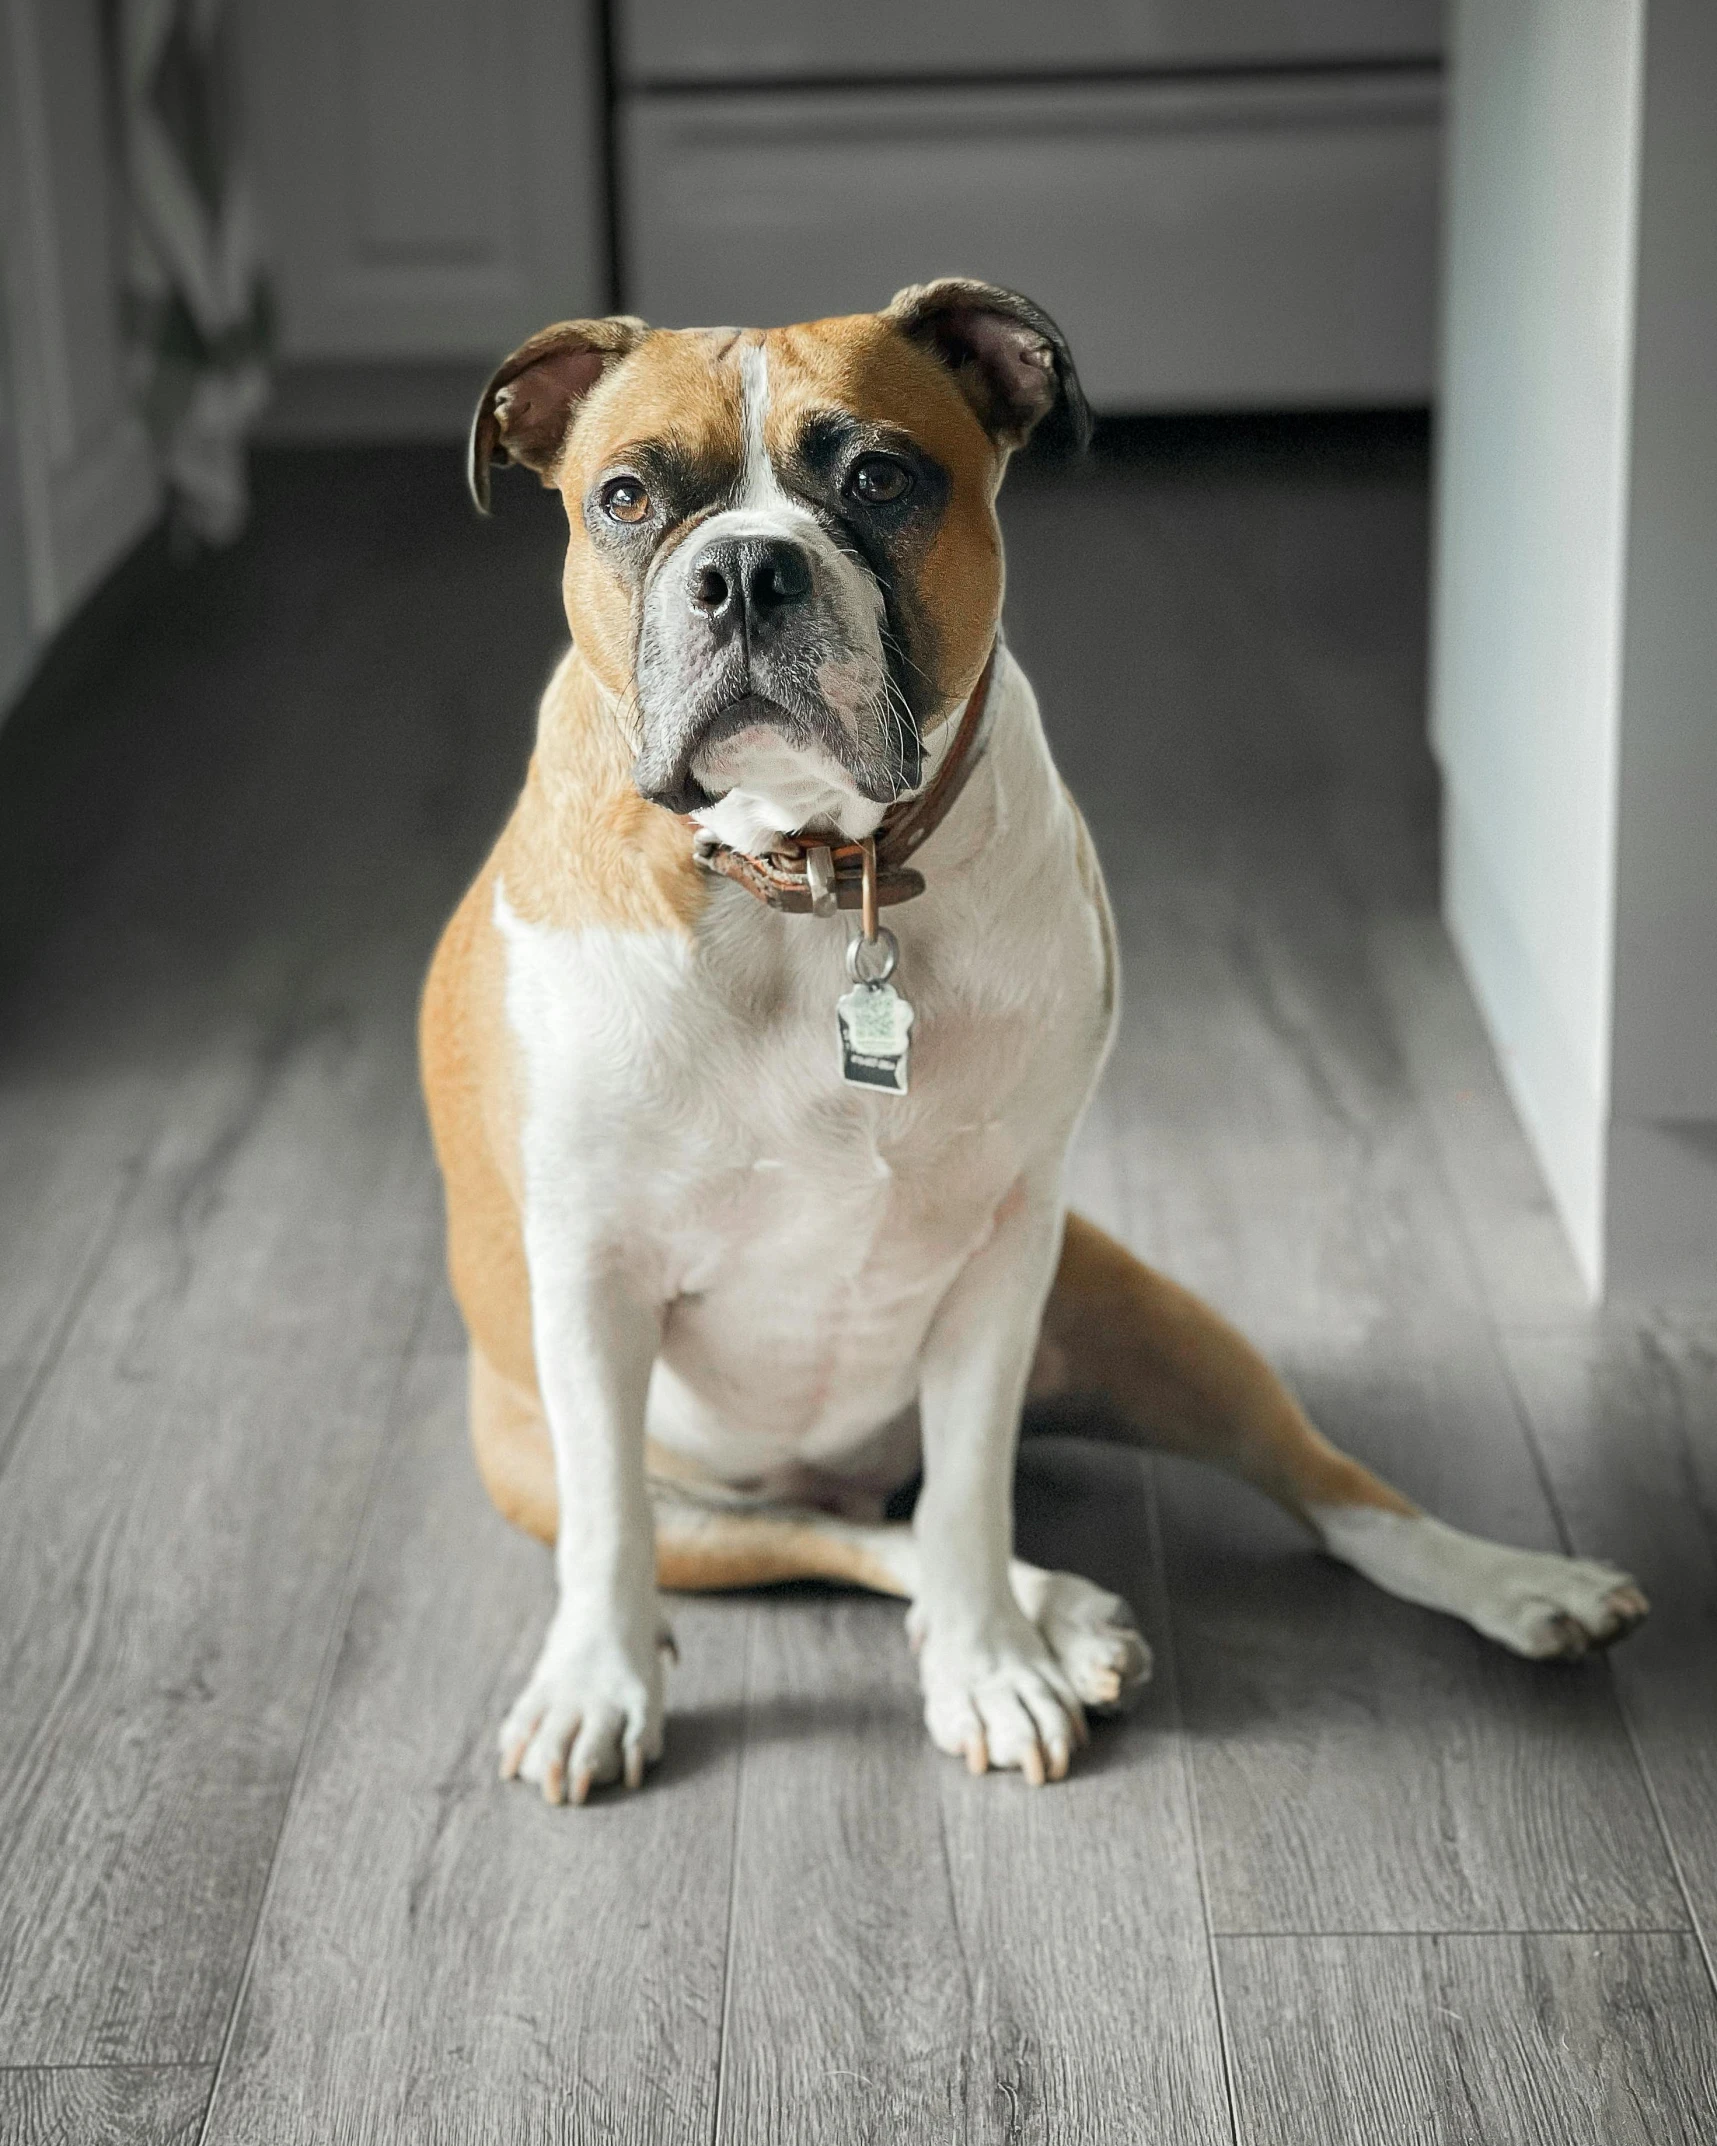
[691, 692, 803, 762]
[634, 687, 902, 818]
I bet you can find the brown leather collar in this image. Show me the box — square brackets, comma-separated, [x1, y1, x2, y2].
[689, 643, 1000, 915]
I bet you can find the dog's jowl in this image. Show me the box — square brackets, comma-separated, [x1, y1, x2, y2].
[420, 282, 1647, 1805]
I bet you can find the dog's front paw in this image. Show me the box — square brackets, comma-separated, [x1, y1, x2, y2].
[499, 1614, 668, 1805]
[913, 1607, 1089, 1785]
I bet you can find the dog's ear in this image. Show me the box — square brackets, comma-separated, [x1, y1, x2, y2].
[468, 316, 649, 513]
[887, 278, 1090, 456]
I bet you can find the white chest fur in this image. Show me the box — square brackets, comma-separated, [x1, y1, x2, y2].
[497, 655, 1115, 1487]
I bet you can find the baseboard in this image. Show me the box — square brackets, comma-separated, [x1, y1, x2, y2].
[1605, 1117, 1717, 1312]
[1441, 795, 1608, 1295]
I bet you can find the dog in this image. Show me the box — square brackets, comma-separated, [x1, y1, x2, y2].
[421, 280, 1647, 1805]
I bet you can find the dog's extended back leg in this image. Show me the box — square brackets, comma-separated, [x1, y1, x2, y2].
[1038, 1212, 1649, 1659]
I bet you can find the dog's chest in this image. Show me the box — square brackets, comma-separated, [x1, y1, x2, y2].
[499, 868, 1104, 1447]
[501, 885, 1066, 1237]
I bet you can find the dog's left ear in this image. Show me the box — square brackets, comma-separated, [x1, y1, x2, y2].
[468, 315, 649, 513]
[887, 278, 1091, 455]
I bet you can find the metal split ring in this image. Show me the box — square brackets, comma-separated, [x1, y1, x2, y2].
[846, 926, 900, 986]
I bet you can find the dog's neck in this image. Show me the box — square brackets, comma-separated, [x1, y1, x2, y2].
[507, 646, 998, 936]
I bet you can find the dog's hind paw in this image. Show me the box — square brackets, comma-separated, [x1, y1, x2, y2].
[1025, 1569, 1153, 1710]
[1314, 1505, 1650, 1661]
[1488, 1562, 1650, 1660]
[997, 1563, 1153, 1710]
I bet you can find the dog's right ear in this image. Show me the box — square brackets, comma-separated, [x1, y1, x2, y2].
[468, 316, 649, 513]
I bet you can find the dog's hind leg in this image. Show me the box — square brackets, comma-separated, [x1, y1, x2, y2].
[652, 1493, 1151, 1719]
[1035, 1212, 1649, 1660]
[468, 1347, 560, 1544]
[652, 1496, 915, 1598]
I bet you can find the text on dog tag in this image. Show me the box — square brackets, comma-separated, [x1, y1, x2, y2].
[837, 980, 914, 1094]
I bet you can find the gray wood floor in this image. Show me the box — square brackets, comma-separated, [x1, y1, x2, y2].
[1, 426, 1713, 2144]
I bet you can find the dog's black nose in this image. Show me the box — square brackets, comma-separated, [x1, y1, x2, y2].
[688, 537, 813, 633]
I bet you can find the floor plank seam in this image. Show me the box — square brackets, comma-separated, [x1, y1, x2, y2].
[1212, 1927, 1703, 1942]
[191, 1265, 440, 2146]
[930, 1752, 978, 2023]
[0, 2061, 213, 2075]
[1605, 1686, 1717, 2005]
[706, 1600, 756, 2146]
[0, 1143, 149, 1487]
[1143, 1455, 1244, 2146]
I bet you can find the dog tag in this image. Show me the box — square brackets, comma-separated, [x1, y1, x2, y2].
[837, 977, 914, 1094]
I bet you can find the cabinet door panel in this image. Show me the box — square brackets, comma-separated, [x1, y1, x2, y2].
[243, 0, 603, 361]
[623, 77, 1440, 411]
[0, 0, 158, 643]
[620, 0, 1443, 88]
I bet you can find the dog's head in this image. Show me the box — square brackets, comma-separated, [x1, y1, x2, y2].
[470, 281, 1088, 844]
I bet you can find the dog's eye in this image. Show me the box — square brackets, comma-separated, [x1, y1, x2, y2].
[846, 456, 913, 507]
[600, 477, 651, 524]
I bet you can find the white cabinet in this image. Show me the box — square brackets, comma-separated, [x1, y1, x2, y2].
[241, 0, 606, 362]
[625, 74, 1440, 410]
[237, 0, 1443, 417]
[0, 0, 159, 703]
[618, 0, 1443, 412]
[620, 0, 1443, 84]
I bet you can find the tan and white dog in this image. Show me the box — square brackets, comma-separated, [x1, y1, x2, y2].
[421, 281, 1646, 1806]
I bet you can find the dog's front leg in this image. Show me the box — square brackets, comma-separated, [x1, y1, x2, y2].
[913, 1180, 1088, 1784]
[498, 1248, 666, 1804]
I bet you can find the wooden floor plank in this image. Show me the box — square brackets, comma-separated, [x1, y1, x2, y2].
[1218, 1932, 1717, 2146]
[1157, 1412, 1684, 1937]
[0, 451, 568, 2070]
[0, 1054, 168, 1474]
[0, 2066, 213, 2146]
[715, 1440, 1232, 2146]
[202, 1347, 745, 2146]
[0, 978, 441, 2065]
[1363, 920, 1717, 1963]
[1094, 889, 1680, 1932]
[0, 447, 557, 1487]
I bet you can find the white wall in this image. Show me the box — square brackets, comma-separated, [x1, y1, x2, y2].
[1433, 0, 1717, 1303]
[1605, 0, 1717, 1298]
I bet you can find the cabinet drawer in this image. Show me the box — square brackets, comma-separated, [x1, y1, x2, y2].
[619, 0, 1443, 88]
[621, 75, 1441, 411]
